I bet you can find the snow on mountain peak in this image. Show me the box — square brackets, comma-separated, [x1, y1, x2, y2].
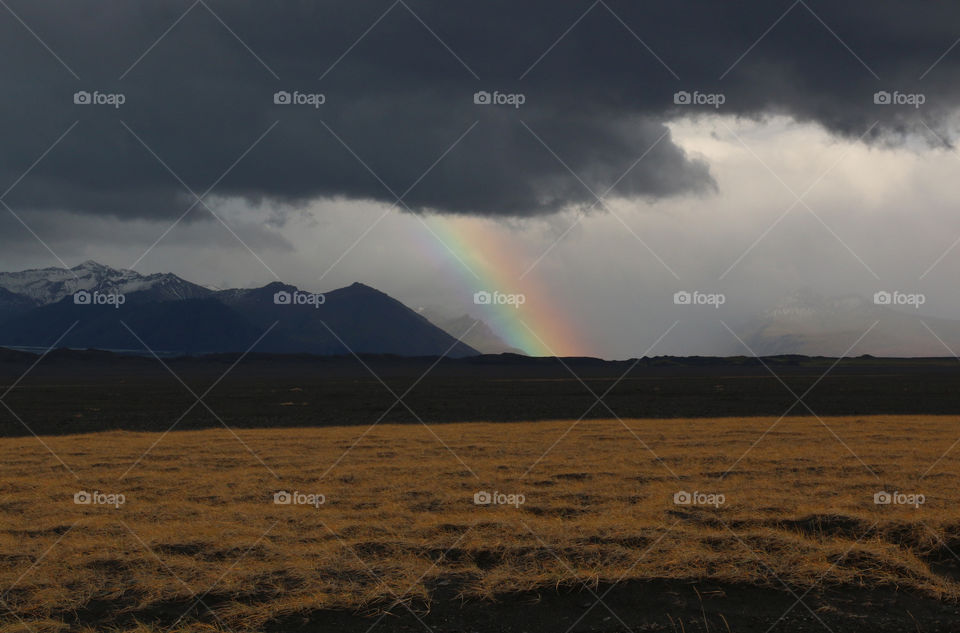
[0, 262, 206, 305]
[72, 260, 110, 272]
[766, 288, 872, 322]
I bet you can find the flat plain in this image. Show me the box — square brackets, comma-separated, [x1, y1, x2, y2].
[2, 415, 959, 632]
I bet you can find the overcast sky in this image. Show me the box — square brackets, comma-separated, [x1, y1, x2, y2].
[2, 1, 960, 358]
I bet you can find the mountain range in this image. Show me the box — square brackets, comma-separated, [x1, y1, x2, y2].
[0, 262, 481, 357]
[1, 263, 959, 359]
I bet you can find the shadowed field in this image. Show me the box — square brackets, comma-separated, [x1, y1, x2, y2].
[2, 416, 960, 632]
[6, 353, 960, 437]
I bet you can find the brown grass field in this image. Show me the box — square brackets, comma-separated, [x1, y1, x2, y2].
[2, 415, 960, 632]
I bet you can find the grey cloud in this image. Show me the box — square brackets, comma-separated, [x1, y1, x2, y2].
[0, 0, 957, 221]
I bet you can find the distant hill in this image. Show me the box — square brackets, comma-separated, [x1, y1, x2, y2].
[0, 262, 479, 357]
[418, 309, 526, 355]
[740, 288, 960, 357]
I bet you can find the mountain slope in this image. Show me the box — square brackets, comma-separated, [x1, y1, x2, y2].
[0, 287, 39, 324]
[216, 282, 479, 357]
[0, 297, 262, 355]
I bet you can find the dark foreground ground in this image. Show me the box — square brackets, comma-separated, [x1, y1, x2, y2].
[265, 581, 960, 633]
[2, 347, 960, 435]
[81, 581, 958, 633]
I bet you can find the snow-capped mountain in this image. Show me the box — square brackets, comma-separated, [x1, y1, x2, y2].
[741, 288, 960, 357]
[0, 261, 211, 305]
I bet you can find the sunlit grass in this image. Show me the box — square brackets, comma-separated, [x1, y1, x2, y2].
[1, 415, 958, 631]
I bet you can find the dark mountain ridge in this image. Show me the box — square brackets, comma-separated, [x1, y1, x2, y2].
[0, 262, 478, 357]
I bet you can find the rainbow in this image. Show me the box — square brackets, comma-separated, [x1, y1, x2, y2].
[411, 214, 587, 357]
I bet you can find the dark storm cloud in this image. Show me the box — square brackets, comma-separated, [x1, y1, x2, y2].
[0, 0, 957, 221]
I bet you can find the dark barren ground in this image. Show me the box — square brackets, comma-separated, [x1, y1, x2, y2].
[2, 348, 959, 436]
